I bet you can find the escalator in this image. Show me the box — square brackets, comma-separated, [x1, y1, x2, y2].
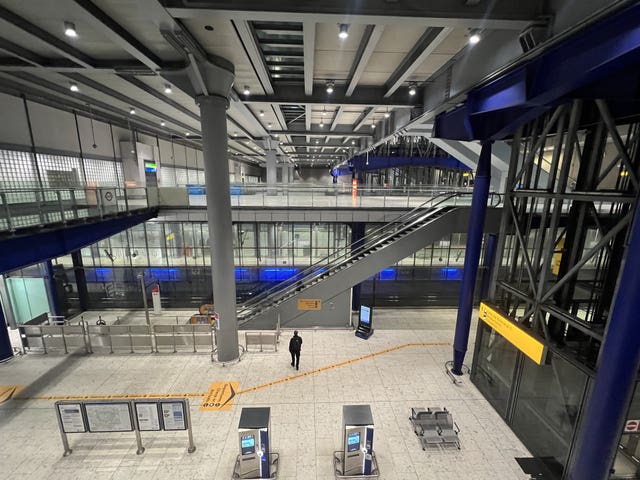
[237, 192, 501, 328]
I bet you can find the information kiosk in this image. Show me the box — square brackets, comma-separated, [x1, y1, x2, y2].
[342, 405, 375, 475]
[355, 305, 374, 339]
[237, 407, 272, 479]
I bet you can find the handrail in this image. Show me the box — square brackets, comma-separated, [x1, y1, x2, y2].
[238, 191, 502, 318]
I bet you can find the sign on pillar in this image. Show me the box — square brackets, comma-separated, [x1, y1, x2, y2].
[152, 284, 162, 314]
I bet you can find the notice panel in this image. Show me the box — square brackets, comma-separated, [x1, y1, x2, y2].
[297, 299, 321, 310]
[479, 302, 548, 365]
[85, 402, 133, 432]
[58, 403, 86, 433]
[135, 402, 161, 431]
[161, 401, 187, 430]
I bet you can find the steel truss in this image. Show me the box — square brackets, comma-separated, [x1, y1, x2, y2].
[488, 99, 640, 368]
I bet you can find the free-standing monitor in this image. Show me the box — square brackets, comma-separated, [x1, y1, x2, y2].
[359, 305, 371, 326]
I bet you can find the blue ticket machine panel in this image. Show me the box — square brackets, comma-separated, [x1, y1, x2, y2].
[343, 405, 375, 475]
[238, 407, 270, 478]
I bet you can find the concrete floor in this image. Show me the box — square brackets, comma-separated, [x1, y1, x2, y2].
[1, 308, 529, 480]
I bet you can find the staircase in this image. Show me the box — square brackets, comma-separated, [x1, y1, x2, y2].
[236, 192, 500, 328]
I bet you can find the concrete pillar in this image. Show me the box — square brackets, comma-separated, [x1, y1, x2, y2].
[198, 95, 239, 361]
[266, 150, 277, 195]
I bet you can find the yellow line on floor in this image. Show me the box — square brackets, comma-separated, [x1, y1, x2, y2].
[11, 342, 449, 402]
[233, 342, 449, 396]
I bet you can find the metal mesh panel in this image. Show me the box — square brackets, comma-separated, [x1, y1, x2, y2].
[84, 158, 120, 186]
[0, 149, 39, 189]
[36, 153, 82, 188]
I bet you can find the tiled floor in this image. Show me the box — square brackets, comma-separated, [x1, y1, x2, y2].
[1, 308, 530, 479]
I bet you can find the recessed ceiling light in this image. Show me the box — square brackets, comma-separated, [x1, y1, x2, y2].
[371, 123, 376, 129]
[338, 24, 349, 39]
[384, 112, 390, 118]
[469, 33, 481, 45]
[64, 21, 77, 38]
[267, 123, 272, 129]
[160, 121, 166, 127]
[408, 83, 417, 96]
[129, 107, 136, 115]
[164, 84, 172, 94]
[319, 121, 324, 128]
[69, 82, 79, 92]
[351, 140, 355, 145]
[243, 85, 250, 95]
[259, 110, 264, 117]
[185, 132, 190, 136]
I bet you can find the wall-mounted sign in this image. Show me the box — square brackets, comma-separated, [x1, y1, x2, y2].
[161, 401, 187, 430]
[298, 299, 322, 310]
[625, 420, 640, 433]
[479, 302, 548, 365]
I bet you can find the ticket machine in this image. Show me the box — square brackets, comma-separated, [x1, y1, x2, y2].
[238, 407, 271, 478]
[343, 405, 375, 475]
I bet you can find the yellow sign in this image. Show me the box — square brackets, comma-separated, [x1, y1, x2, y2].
[479, 302, 547, 365]
[201, 382, 240, 411]
[297, 299, 321, 310]
[165, 233, 175, 241]
[0, 385, 24, 404]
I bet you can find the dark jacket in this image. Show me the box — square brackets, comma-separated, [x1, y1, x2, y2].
[289, 334, 302, 353]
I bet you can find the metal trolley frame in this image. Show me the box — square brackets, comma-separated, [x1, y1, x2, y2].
[333, 451, 380, 479]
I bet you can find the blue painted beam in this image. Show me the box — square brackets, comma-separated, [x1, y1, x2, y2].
[434, 2, 640, 141]
[452, 141, 492, 374]
[333, 155, 471, 176]
[0, 210, 157, 275]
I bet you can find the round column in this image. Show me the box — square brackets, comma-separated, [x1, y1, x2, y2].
[197, 95, 239, 361]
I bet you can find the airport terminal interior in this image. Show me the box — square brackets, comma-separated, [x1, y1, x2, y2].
[1, 1, 640, 479]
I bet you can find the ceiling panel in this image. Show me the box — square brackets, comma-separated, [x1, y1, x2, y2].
[432, 28, 470, 55]
[181, 17, 266, 96]
[314, 22, 367, 82]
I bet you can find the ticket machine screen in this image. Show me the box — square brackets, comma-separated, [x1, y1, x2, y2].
[360, 306, 371, 325]
[347, 432, 361, 452]
[241, 435, 256, 455]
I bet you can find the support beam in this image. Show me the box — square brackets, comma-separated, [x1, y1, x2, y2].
[354, 107, 377, 132]
[346, 25, 384, 96]
[72, 0, 163, 70]
[384, 27, 451, 97]
[452, 141, 492, 374]
[64, 73, 199, 134]
[303, 22, 315, 96]
[0, 37, 45, 66]
[232, 20, 274, 95]
[0, 5, 94, 67]
[330, 105, 343, 131]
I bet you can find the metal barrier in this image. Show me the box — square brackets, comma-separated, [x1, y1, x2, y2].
[245, 332, 278, 352]
[19, 323, 215, 355]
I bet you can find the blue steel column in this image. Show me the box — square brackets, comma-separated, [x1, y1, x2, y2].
[0, 299, 13, 362]
[452, 141, 492, 375]
[567, 199, 640, 480]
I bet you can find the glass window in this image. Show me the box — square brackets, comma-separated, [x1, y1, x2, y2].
[511, 352, 587, 476]
[471, 321, 518, 416]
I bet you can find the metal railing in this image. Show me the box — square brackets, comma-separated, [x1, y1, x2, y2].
[193, 184, 475, 209]
[237, 191, 502, 322]
[0, 186, 157, 233]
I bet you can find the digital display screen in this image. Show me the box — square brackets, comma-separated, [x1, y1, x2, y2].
[347, 432, 360, 452]
[360, 306, 371, 325]
[241, 435, 255, 455]
[144, 161, 157, 172]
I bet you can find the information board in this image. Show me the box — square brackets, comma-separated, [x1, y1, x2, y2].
[161, 401, 187, 430]
[297, 298, 321, 310]
[135, 402, 161, 431]
[58, 403, 86, 433]
[479, 302, 547, 365]
[85, 402, 133, 432]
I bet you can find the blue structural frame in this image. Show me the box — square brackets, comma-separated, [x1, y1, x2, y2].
[567, 196, 640, 478]
[332, 155, 469, 177]
[0, 210, 157, 275]
[434, 2, 640, 141]
[452, 142, 492, 374]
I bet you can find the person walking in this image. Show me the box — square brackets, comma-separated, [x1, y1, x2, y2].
[289, 330, 302, 370]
